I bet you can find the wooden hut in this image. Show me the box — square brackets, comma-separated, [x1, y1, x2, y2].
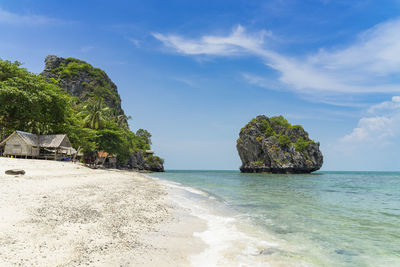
[0, 131, 76, 160]
[0, 131, 39, 157]
[96, 152, 117, 168]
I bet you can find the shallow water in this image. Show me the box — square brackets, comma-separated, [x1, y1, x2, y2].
[149, 171, 400, 266]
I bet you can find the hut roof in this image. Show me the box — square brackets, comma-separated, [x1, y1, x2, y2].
[39, 134, 68, 148]
[97, 151, 116, 158]
[0, 131, 71, 149]
[16, 131, 39, 146]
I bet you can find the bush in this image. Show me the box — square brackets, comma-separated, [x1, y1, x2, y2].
[295, 138, 312, 152]
[278, 135, 291, 147]
[270, 115, 290, 128]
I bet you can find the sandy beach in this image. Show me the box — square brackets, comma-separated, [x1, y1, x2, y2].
[0, 158, 205, 266]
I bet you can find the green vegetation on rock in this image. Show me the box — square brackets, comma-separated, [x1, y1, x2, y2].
[278, 135, 291, 147]
[237, 115, 323, 173]
[242, 115, 314, 150]
[42, 55, 124, 121]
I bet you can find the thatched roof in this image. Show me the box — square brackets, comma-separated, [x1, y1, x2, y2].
[0, 131, 73, 149]
[39, 134, 68, 148]
[16, 131, 39, 146]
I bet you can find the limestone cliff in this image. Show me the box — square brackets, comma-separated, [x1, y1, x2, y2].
[237, 115, 323, 173]
[41, 55, 164, 172]
[41, 55, 125, 117]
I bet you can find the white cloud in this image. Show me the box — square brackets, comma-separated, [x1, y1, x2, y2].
[341, 116, 395, 143]
[153, 20, 400, 96]
[310, 19, 400, 76]
[367, 95, 400, 114]
[153, 25, 271, 56]
[0, 7, 62, 26]
[341, 96, 400, 145]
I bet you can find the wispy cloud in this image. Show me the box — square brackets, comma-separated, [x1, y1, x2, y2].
[153, 26, 271, 56]
[0, 7, 64, 26]
[153, 20, 400, 98]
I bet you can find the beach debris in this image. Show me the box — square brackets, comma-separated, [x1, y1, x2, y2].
[5, 169, 25, 175]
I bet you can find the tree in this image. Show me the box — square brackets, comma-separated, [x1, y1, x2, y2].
[78, 96, 110, 130]
[136, 129, 152, 150]
[0, 59, 72, 140]
[115, 113, 132, 129]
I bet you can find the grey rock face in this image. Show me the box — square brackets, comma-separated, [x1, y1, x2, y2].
[237, 115, 323, 173]
[128, 151, 164, 172]
[41, 55, 125, 117]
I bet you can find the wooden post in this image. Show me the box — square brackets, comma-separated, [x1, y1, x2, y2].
[72, 146, 81, 163]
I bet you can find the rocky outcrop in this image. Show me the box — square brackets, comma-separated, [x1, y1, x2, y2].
[128, 151, 164, 172]
[41, 55, 164, 172]
[41, 55, 125, 117]
[237, 115, 323, 173]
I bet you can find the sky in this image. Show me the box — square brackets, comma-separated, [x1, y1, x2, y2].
[1, 0, 400, 171]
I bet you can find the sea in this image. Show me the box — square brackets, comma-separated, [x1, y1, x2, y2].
[148, 171, 400, 267]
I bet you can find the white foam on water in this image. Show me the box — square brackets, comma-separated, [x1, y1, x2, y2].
[156, 177, 278, 267]
[152, 176, 211, 197]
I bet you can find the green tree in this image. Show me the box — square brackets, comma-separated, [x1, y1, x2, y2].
[78, 96, 110, 130]
[0, 59, 72, 140]
[136, 129, 152, 150]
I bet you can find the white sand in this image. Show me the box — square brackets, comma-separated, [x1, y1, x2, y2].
[0, 158, 205, 266]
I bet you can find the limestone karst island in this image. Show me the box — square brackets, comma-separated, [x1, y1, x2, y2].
[237, 115, 323, 173]
[1, 1, 400, 266]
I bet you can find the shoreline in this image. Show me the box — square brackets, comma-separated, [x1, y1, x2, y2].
[148, 174, 277, 267]
[0, 158, 206, 266]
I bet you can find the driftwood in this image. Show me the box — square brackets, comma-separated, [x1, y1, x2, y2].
[5, 169, 25, 175]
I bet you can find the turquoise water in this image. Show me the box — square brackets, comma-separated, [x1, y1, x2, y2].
[149, 171, 400, 266]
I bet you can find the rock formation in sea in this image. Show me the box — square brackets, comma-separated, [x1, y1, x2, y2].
[237, 115, 323, 173]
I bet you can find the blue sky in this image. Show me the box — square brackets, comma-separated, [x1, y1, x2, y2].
[1, 0, 400, 170]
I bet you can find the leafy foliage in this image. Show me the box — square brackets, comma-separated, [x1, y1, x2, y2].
[294, 137, 313, 152]
[136, 129, 152, 150]
[0, 59, 73, 139]
[278, 135, 291, 147]
[52, 58, 123, 112]
[269, 115, 290, 128]
[145, 154, 164, 169]
[242, 115, 315, 152]
[0, 58, 162, 165]
[78, 96, 110, 130]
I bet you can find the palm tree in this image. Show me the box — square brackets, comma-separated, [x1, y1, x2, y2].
[79, 97, 110, 129]
[115, 114, 132, 129]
